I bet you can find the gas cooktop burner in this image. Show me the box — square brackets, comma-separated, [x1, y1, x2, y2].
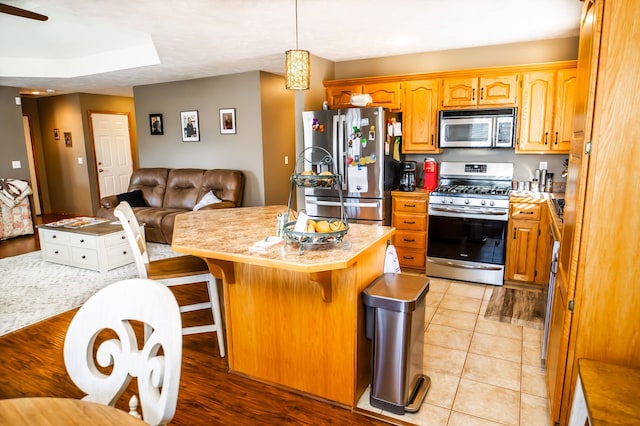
[433, 185, 512, 196]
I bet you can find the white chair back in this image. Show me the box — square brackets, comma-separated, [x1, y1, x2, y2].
[115, 201, 150, 278]
[63, 278, 183, 426]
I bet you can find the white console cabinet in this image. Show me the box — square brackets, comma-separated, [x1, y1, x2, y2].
[38, 221, 136, 273]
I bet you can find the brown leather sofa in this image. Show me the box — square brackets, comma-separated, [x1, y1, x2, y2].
[97, 168, 245, 244]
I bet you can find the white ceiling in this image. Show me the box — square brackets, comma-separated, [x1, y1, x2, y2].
[0, 0, 583, 97]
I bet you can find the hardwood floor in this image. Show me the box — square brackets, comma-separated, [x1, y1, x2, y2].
[0, 219, 398, 425]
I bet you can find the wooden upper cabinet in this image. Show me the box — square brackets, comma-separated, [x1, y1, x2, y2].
[517, 67, 576, 154]
[325, 85, 361, 109]
[403, 79, 440, 153]
[441, 74, 518, 108]
[325, 82, 402, 110]
[441, 77, 478, 107]
[364, 82, 402, 110]
[553, 68, 577, 152]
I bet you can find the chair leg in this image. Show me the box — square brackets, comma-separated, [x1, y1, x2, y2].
[206, 275, 226, 357]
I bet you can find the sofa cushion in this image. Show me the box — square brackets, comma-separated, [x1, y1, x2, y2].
[128, 168, 169, 208]
[193, 190, 222, 211]
[116, 190, 147, 207]
[163, 169, 205, 210]
[199, 169, 245, 207]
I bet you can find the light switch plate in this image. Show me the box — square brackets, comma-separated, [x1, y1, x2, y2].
[539, 161, 548, 170]
[12, 160, 21, 168]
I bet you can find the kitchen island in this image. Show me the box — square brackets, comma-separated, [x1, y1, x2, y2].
[171, 205, 395, 407]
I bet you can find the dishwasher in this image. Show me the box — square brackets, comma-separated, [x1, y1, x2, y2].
[542, 229, 560, 364]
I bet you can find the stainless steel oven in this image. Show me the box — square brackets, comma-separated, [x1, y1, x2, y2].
[426, 162, 513, 286]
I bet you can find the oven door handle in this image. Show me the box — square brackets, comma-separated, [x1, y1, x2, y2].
[427, 258, 503, 271]
[429, 206, 508, 216]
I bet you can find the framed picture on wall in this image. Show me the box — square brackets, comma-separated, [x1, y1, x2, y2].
[219, 108, 236, 134]
[149, 113, 163, 135]
[64, 132, 72, 147]
[53, 128, 60, 140]
[180, 110, 199, 142]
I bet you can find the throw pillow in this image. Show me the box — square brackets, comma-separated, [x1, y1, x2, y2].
[193, 191, 222, 211]
[117, 189, 148, 207]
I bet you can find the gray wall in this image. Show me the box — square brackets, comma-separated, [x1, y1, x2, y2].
[133, 71, 297, 208]
[134, 72, 264, 206]
[0, 86, 30, 181]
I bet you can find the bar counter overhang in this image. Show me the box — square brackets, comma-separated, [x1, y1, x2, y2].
[171, 205, 395, 407]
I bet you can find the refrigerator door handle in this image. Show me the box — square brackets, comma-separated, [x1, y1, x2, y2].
[308, 199, 381, 208]
[335, 114, 347, 190]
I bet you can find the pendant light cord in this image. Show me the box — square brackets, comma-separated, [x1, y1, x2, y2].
[295, 0, 299, 50]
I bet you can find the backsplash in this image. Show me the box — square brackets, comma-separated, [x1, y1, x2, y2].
[404, 148, 568, 192]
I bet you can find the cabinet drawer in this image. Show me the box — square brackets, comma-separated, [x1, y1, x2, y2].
[396, 247, 426, 269]
[71, 247, 99, 268]
[393, 212, 427, 231]
[393, 230, 426, 250]
[68, 234, 98, 249]
[40, 229, 70, 244]
[392, 197, 428, 213]
[106, 244, 135, 267]
[42, 243, 70, 262]
[511, 203, 542, 220]
[104, 231, 128, 247]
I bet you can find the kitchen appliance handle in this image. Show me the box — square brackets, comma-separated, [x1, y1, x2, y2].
[308, 199, 380, 208]
[334, 114, 347, 190]
[427, 258, 503, 271]
[430, 206, 508, 216]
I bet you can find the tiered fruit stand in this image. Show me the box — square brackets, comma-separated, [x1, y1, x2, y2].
[284, 147, 349, 254]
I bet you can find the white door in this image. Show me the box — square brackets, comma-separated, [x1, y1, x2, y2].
[91, 113, 133, 198]
[22, 115, 41, 215]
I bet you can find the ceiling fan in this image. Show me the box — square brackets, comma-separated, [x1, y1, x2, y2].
[0, 3, 48, 21]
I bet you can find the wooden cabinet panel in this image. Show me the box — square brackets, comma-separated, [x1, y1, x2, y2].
[442, 75, 518, 108]
[506, 201, 549, 284]
[403, 79, 440, 153]
[518, 71, 556, 151]
[442, 77, 478, 107]
[364, 82, 402, 110]
[553, 68, 577, 152]
[517, 67, 576, 154]
[325, 85, 361, 109]
[325, 83, 402, 109]
[480, 75, 519, 105]
[391, 191, 429, 271]
[506, 219, 539, 282]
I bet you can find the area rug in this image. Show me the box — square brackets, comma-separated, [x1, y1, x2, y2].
[484, 286, 547, 330]
[0, 243, 179, 336]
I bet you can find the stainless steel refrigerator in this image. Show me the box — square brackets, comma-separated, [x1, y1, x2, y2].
[301, 107, 400, 225]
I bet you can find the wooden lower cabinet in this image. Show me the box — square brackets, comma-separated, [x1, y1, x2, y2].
[391, 190, 429, 271]
[505, 200, 550, 284]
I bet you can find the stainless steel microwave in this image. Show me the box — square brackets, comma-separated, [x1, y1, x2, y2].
[439, 108, 517, 148]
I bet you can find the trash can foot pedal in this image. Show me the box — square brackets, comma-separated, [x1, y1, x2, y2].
[405, 374, 431, 413]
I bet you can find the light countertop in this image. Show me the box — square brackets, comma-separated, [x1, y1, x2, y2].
[171, 205, 395, 274]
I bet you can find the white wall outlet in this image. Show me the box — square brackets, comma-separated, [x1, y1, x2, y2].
[14, 96, 21, 105]
[77, 157, 84, 165]
[539, 161, 548, 170]
[284, 155, 289, 165]
[11, 160, 21, 169]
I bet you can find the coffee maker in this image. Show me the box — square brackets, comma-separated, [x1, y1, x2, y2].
[399, 161, 416, 192]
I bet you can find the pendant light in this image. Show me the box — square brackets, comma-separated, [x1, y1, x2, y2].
[285, 0, 310, 90]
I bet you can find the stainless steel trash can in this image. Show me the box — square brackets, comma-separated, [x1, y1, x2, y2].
[362, 273, 431, 415]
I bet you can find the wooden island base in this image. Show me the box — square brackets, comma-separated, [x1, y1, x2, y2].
[171, 206, 394, 407]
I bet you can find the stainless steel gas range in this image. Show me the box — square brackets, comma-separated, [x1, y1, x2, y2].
[426, 162, 513, 286]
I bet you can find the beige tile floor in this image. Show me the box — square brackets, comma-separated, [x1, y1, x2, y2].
[357, 278, 550, 426]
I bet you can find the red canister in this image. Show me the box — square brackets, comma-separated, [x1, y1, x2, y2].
[423, 158, 438, 191]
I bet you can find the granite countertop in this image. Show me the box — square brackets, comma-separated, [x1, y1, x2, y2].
[171, 205, 395, 273]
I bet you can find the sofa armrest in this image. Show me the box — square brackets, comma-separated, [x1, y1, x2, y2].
[100, 195, 120, 209]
